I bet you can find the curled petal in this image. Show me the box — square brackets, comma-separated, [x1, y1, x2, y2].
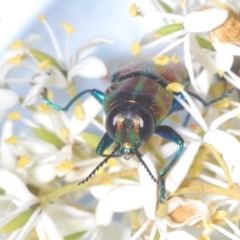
[68, 57, 107, 82]
[75, 37, 115, 61]
[184, 8, 228, 32]
[0, 89, 18, 110]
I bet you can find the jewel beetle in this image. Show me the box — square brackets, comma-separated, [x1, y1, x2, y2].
[42, 61, 230, 202]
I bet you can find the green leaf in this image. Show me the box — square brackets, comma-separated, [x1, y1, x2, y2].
[157, 0, 172, 13]
[154, 230, 160, 240]
[155, 23, 184, 37]
[32, 128, 65, 149]
[80, 133, 101, 149]
[0, 188, 4, 195]
[0, 209, 33, 233]
[30, 48, 66, 75]
[64, 231, 85, 240]
[195, 36, 215, 51]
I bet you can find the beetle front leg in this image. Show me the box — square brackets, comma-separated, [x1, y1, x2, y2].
[155, 125, 184, 203]
[96, 133, 121, 157]
[42, 88, 104, 111]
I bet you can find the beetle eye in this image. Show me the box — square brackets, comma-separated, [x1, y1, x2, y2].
[105, 107, 119, 139]
[138, 109, 155, 142]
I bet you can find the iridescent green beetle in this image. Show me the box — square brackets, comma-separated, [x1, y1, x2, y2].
[42, 61, 230, 202]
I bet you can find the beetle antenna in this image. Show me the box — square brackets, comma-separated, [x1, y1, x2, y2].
[135, 151, 160, 185]
[78, 145, 119, 185]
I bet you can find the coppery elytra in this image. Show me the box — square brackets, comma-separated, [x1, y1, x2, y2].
[42, 61, 231, 203]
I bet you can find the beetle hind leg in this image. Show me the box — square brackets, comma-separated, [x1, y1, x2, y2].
[155, 125, 184, 203]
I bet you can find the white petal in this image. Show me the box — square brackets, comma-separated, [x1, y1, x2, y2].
[47, 67, 68, 88]
[138, 153, 157, 220]
[213, 42, 240, 56]
[0, 121, 16, 170]
[184, 8, 228, 32]
[90, 185, 117, 200]
[214, 51, 234, 72]
[105, 185, 143, 212]
[162, 230, 197, 240]
[210, 107, 240, 130]
[166, 141, 201, 192]
[0, 169, 37, 203]
[75, 37, 115, 61]
[23, 82, 45, 107]
[27, 164, 56, 186]
[39, 211, 63, 240]
[24, 34, 41, 48]
[95, 200, 114, 226]
[0, 89, 18, 109]
[13, 207, 41, 240]
[46, 203, 97, 235]
[204, 130, 240, 171]
[68, 56, 107, 81]
[183, 34, 200, 92]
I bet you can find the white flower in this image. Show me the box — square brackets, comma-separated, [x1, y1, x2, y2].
[132, 1, 240, 93]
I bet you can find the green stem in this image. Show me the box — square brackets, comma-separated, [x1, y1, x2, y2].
[40, 168, 138, 205]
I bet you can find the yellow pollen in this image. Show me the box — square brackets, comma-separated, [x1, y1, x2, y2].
[74, 105, 84, 120]
[7, 54, 23, 65]
[4, 135, 18, 144]
[37, 104, 53, 114]
[102, 180, 113, 185]
[44, 237, 50, 240]
[106, 158, 118, 167]
[129, 4, 139, 17]
[61, 129, 70, 138]
[213, 210, 227, 220]
[60, 23, 75, 34]
[171, 53, 178, 63]
[8, 40, 23, 50]
[180, 0, 185, 9]
[199, 235, 211, 240]
[166, 82, 184, 92]
[189, 167, 201, 178]
[39, 59, 51, 70]
[95, 167, 105, 176]
[154, 55, 170, 65]
[202, 219, 213, 230]
[213, 98, 229, 109]
[168, 114, 180, 123]
[217, 71, 224, 77]
[46, 89, 53, 99]
[7, 112, 21, 120]
[130, 42, 140, 55]
[55, 160, 74, 171]
[38, 14, 46, 22]
[17, 156, 30, 169]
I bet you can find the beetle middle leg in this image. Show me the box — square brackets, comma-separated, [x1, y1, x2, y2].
[155, 125, 184, 203]
[42, 88, 104, 110]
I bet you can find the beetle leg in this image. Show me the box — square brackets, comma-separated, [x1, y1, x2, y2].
[155, 125, 184, 203]
[186, 88, 233, 107]
[42, 88, 104, 111]
[96, 133, 121, 157]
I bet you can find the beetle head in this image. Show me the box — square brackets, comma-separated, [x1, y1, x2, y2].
[105, 103, 156, 156]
